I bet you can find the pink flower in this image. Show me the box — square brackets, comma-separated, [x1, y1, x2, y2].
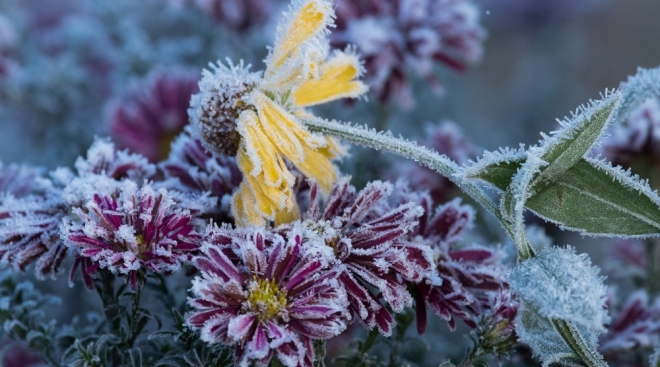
[286, 178, 436, 336]
[332, 0, 486, 108]
[0, 163, 68, 279]
[63, 181, 201, 289]
[187, 226, 349, 367]
[107, 69, 199, 162]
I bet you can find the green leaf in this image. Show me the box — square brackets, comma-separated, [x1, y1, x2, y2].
[527, 159, 660, 237]
[531, 93, 619, 189]
[468, 159, 524, 191]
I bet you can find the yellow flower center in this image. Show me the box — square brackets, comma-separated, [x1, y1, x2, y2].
[247, 277, 288, 320]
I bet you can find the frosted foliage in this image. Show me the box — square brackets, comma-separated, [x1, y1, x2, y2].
[510, 246, 609, 333]
[516, 301, 598, 366]
[189, 60, 261, 156]
[651, 347, 660, 367]
[618, 66, 660, 122]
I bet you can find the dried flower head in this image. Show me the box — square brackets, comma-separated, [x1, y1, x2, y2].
[187, 226, 349, 366]
[62, 181, 201, 289]
[108, 69, 200, 162]
[332, 0, 486, 107]
[189, 0, 367, 226]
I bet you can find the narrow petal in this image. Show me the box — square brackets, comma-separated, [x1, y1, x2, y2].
[293, 51, 368, 107]
[237, 110, 289, 187]
[269, 0, 333, 71]
[227, 313, 257, 342]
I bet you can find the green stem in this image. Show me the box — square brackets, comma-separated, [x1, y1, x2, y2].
[359, 328, 380, 354]
[302, 118, 505, 230]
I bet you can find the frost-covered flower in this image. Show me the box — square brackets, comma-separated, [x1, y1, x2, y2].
[390, 122, 479, 203]
[159, 126, 242, 219]
[0, 163, 69, 279]
[470, 288, 519, 359]
[332, 0, 486, 107]
[181, 0, 274, 33]
[187, 227, 349, 367]
[403, 188, 507, 332]
[510, 246, 610, 333]
[599, 291, 660, 359]
[62, 181, 201, 289]
[108, 69, 200, 162]
[288, 178, 435, 335]
[189, 0, 367, 226]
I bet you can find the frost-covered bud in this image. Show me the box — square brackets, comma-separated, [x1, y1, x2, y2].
[510, 246, 610, 333]
[189, 60, 260, 156]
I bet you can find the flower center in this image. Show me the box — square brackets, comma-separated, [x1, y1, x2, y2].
[190, 62, 260, 157]
[247, 277, 288, 320]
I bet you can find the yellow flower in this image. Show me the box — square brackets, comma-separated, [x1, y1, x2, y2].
[189, 0, 367, 227]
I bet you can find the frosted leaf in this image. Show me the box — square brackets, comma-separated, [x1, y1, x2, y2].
[651, 346, 660, 367]
[510, 246, 609, 333]
[459, 145, 527, 192]
[617, 66, 660, 123]
[515, 300, 597, 366]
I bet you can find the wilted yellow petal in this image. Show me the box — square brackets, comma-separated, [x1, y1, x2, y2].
[270, 0, 332, 70]
[296, 145, 336, 194]
[274, 201, 300, 226]
[251, 91, 321, 163]
[293, 52, 368, 107]
[232, 184, 267, 227]
[239, 111, 288, 187]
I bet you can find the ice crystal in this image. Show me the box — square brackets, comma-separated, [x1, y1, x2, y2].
[287, 178, 434, 336]
[107, 69, 200, 162]
[510, 246, 610, 333]
[187, 226, 349, 367]
[332, 0, 486, 107]
[62, 181, 201, 289]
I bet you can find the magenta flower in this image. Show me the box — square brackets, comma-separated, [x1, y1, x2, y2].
[187, 226, 349, 367]
[0, 163, 68, 279]
[400, 186, 507, 333]
[107, 69, 199, 162]
[73, 138, 156, 182]
[286, 178, 436, 336]
[332, 0, 486, 107]
[159, 126, 242, 218]
[599, 291, 660, 359]
[62, 181, 201, 289]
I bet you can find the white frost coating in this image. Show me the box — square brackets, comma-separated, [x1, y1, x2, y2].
[510, 246, 610, 333]
[458, 144, 527, 190]
[617, 66, 660, 123]
[650, 346, 660, 367]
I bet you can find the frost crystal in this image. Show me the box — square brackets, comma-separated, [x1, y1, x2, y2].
[187, 227, 348, 367]
[62, 181, 201, 289]
[510, 246, 610, 333]
[286, 178, 434, 336]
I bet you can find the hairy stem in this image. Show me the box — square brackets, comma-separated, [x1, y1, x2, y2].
[552, 319, 607, 367]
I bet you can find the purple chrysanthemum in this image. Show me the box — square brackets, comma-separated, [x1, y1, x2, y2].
[62, 181, 201, 289]
[159, 126, 242, 219]
[107, 69, 199, 162]
[0, 163, 68, 279]
[332, 0, 486, 108]
[399, 185, 507, 333]
[187, 226, 349, 367]
[285, 178, 436, 336]
[599, 291, 660, 359]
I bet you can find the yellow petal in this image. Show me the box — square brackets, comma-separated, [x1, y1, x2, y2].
[318, 136, 347, 160]
[232, 183, 267, 227]
[295, 145, 337, 194]
[293, 52, 368, 107]
[238, 110, 287, 187]
[251, 91, 323, 164]
[274, 201, 301, 226]
[270, 0, 332, 71]
[237, 150, 292, 218]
